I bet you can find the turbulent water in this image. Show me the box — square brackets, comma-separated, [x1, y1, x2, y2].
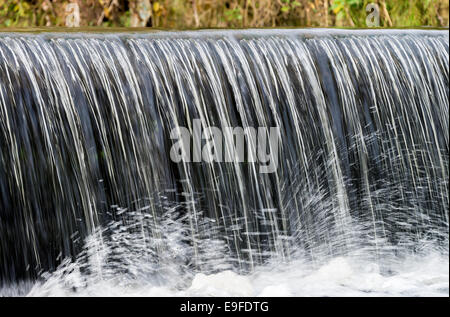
[0, 29, 448, 296]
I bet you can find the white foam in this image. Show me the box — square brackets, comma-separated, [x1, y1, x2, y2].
[187, 271, 254, 296]
[2, 251, 446, 297]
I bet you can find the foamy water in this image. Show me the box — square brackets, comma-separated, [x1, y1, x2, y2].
[1, 212, 448, 297]
[2, 251, 447, 297]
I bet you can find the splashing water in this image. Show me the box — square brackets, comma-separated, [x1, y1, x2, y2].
[0, 29, 448, 296]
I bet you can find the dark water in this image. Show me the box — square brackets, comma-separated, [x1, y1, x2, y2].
[0, 29, 448, 284]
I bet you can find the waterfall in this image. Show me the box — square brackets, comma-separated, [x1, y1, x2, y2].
[0, 30, 448, 290]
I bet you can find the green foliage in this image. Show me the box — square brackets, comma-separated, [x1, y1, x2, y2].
[388, 0, 444, 27]
[120, 10, 131, 27]
[224, 8, 242, 22]
[0, 0, 448, 28]
[0, 0, 33, 27]
[280, 0, 301, 13]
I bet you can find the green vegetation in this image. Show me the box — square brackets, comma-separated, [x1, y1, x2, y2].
[0, 0, 448, 28]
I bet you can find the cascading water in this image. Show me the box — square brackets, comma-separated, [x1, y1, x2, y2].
[0, 29, 448, 296]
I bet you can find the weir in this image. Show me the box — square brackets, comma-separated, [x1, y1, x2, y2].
[0, 29, 448, 284]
